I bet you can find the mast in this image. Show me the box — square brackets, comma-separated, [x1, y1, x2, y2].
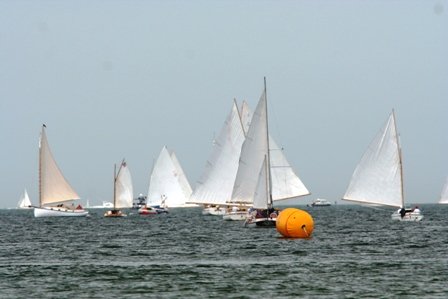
[39, 125, 45, 207]
[392, 109, 405, 208]
[113, 163, 117, 209]
[264, 77, 273, 209]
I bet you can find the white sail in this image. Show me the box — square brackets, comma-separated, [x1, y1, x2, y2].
[170, 151, 193, 200]
[147, 146, 191, 207]
[114, 161, 133, 209]
[240, 100, 252, 134]
[189, 101, 245, 205]
[342, 112, 403, 208]
[230, 89, 269, 205]
[269, 136, 310, 201]
[39, 126, 80, 206]
[253, 156, 269, 209]
[439, 177, 448, 204]
[17, 189, 32, 209]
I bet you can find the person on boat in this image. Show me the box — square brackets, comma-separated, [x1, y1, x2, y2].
[399, 208, 406, 218]
[413, 206, 421, 213]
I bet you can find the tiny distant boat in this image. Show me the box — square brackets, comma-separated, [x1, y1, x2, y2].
[438, 178, 448, 204]
[34, 125, 88, 218]
[17, 189, 32, 209]
[87, 201, 114, 209]
[311, 198, 332, 207]
[132, 194, 147, 209]
[137, 205, 158, 215]
[104, 160, 133, 218]
[342, 111, 423, 222]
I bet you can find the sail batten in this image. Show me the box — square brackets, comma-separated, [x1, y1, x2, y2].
[39, 126, 80, 206]
[342, 112, 403, 208]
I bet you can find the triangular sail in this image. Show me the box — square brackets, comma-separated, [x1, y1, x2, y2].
[188, 101, 245, 205]
[342, 112, 404, 208]
[170, 151, 193, 201]
[269, 137, 310, 201]
[39, 126, 80, 206]
[230, 90, 269, 205]
[18, 189, 32, 208]
[147, 146, 191, 207]
[114, 161, 133, 209]
[253, 156, 269, 209]
[240, 100, 252, 134]
[439, 177, 448, 204]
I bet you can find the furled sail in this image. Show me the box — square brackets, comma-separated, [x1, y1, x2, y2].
[342, 112, 404, 208]
[188, 101, 245, 205]
[114, 161, 133, 209]
[39, 126, 80, 206]
[439, 177, 448, 204]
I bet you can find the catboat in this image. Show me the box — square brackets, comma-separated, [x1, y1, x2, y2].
[34, 125, 88, 217]
[342, 110, 423, 222]
[104, 160, 133, 217]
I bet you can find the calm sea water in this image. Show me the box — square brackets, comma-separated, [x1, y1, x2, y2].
[0, 204, 447, 298]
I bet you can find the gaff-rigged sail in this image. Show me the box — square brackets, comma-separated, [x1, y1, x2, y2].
[39, 126, 80, 206]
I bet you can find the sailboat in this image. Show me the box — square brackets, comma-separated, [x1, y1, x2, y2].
[342, 111, 423, 221]
[188, 99, 246, 215]
[104, 159, 133, 217]
[439, 178, 448, 204]
[228, 78, 310, 226]
[34, 125, 88, 217]
[144, 146, 193, 213]
[17, 189, 32, 209]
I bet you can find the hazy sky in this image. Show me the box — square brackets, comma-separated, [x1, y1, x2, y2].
[1, 0, 447, 208]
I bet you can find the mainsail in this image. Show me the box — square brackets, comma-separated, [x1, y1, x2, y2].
[39, 125, 80, 206]
[147, 146, 192, 207]
[253, 156, 269, 209]
[170, 151, 193, 201]
[17, 189, 32, 208]
[439, 178, 448, 204]
[188, 101, 246, 206]
[342, 112, 404, 208]
[114, 161, 133, 209]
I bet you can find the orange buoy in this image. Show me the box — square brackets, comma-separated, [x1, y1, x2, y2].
[276, 208, 314, 238]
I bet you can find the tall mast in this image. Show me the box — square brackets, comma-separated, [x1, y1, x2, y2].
[264, 77, 273, 208]
[39, 125, 45, 207]
[392, 109, 405, 208]
[113, 163, 117, 209]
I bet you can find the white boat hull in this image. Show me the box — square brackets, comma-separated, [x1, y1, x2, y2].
[223, 212, 247, 221]
[202, 207, 226, 216]
[391, 211, 423, 222]
[34, 207, 89, 217]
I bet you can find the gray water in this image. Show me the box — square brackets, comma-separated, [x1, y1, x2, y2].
[1, 204, 447, 298]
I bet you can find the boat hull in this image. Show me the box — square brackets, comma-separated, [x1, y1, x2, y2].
[223, 212, 247, 221]
[391, 211, 423, 222]
[104, 210, 127, 217]
[34, 207, 89, 217]
[202, 207, 226, 216]
[245, 217, 276, 227]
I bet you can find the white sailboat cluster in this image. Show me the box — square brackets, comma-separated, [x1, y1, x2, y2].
[145, 146, 194, 210]
[342, 111, 423, 221]
[104, 160, 133, 217]
[34, 125, 88, 217]
[189, 79, 310, 225]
